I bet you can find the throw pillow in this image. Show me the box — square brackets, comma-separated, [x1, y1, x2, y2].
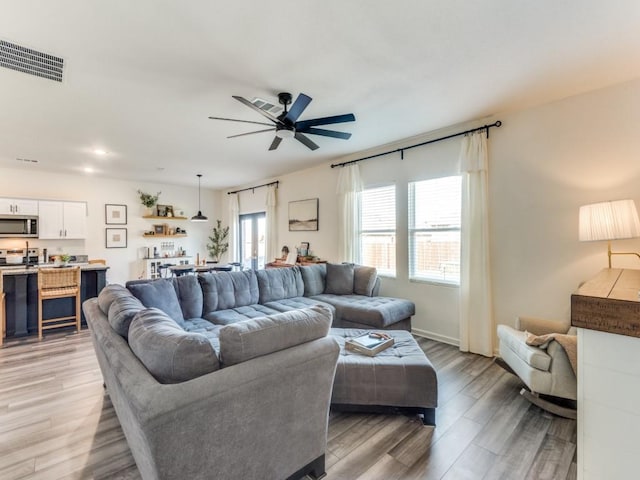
[128, 279, 185, 327]
[97, 284, 132, 315]
[219, 305, 333, 366]
[324, 263, 355, 295]
[128, 308, 220, 384]
[354, 265, 378, 296]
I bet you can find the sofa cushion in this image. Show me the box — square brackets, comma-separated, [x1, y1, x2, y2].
[325, 263, 355, 295]
[172, 275, 204, 320]
[108, 294, 145, 338]
[198, 270, 259, 313]
[300, 264, 327, 296]
[128, 279, 185, 327]
[128, 308, 220, 383]
[311, 294, 415, 329]
[264, 297, 335, 315]
[219, 305, 333, 367]
[97, 284, 133, 315]
[204, 304, 283, 325]
[353, 266, 378, 296]
[256, 267, 304, 303]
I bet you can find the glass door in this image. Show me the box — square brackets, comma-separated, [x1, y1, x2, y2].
[239, 212, 266, 270]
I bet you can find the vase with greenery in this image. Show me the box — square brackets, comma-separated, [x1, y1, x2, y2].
[207, 220, 229, 263]
[137, 190, 161, 215]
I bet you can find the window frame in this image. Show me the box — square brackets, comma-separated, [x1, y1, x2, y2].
[358, 183, 397, 278]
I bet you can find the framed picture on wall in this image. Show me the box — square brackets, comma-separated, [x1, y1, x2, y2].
[106, 228, 127, 248]
[288, 198, 319, 231]
[105, 204, 127, 225]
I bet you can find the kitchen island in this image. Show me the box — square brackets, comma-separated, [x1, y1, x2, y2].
[1, 264, 108, 340]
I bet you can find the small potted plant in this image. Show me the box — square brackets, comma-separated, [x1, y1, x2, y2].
[207, 220, 229, 263]
[137, 190, 161, 215]
[55, 253, 71, 267]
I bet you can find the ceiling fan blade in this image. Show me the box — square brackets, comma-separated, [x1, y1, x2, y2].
[269, 136, 282, 151]
[295, 113, 356, 130]
[209, 116, 274, 127]
[284, 93, 312, 124]
[294, 132, 319, 151]
[227, 128, 275, 139]
[297, 127, 352, 140]
[232, 96, 283, 125]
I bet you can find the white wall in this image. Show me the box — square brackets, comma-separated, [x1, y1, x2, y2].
[0, 168, 219, 284]
[222, 78, 640, 345]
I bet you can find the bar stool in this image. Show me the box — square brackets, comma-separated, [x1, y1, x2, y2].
[38, 267, 81, 340]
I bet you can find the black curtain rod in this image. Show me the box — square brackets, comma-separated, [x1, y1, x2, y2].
[227, 180, 279, 195]
[330, 121, 502, 169]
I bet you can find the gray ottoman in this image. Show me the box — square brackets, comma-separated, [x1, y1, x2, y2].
[330, 328, 438, 425]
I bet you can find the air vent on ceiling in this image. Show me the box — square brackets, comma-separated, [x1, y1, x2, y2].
[250, 97, 282, 115]
[16, 157, 39, 164]
[0, 39, 64, 82]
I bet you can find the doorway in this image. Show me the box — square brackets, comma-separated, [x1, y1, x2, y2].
[239, 212, 266, 270]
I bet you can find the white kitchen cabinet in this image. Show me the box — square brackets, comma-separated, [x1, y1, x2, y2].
[38, 201, 87, 239]
[0, 197, 38, 216]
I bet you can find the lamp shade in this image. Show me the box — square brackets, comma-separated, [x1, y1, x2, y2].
[579, 199, 640, 242]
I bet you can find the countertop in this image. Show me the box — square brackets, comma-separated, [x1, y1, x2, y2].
[0, 263, 109, 275]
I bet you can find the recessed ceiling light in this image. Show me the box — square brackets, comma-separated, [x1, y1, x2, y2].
[84, 167, 94, 173]
[93, 149, 108, 156]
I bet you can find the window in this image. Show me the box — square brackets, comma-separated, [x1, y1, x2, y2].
[359, 184, 396, 277]
[409, 176, 461, 284]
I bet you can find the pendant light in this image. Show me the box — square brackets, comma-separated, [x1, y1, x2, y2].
[191, 174, 208, 222]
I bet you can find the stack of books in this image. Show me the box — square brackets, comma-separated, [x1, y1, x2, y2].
[345, 333, 394, 357]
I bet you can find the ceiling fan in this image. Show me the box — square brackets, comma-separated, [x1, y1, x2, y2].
[209, 92, 355, 151]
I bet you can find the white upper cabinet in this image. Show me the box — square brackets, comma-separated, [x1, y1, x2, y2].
[38, 201, 87, 239]
[0, 198, 38, 216]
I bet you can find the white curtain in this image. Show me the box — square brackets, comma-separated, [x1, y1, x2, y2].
[337, 164, 363, 263]
[228, 193, 239, 263]
[459, 131, 494, 357]
[265, 185, 278, 263]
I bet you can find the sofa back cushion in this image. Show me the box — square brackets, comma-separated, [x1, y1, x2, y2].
[219, 305, 332, 367]
[128, 308, 220, 384]
[97, 284, 133, 315]
[353, 266, 378, 296]
[300, 264, 327, 296]
[108, 294, 145, 338]
[172, 275, 204, 319]
[199, 270, 259, 313]
[256, 267, 304, 303]
[128, 279, 185, 327]
[324, 263, 355, 295]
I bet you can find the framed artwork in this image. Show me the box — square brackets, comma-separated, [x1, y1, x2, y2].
[153, 224, 166, 234]
[106, 228, 127, 248]
[299, 242, 310, 256]
[288, 198, 319, 231]
[105, 204, 127, 225]
[156, 204, 173, 217]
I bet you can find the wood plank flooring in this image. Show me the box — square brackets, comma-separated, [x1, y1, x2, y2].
[0, 331, 576, 479]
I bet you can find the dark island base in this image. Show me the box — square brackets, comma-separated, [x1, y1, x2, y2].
[3, 268, 107, 338]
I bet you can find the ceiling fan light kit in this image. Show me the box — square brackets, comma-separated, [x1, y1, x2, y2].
[209, 91, 355, 151]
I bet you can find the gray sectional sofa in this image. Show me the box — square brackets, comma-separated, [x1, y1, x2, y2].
[83, 264, 417, 480]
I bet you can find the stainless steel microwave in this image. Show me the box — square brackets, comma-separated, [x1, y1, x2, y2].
[0, 215, 38, 237]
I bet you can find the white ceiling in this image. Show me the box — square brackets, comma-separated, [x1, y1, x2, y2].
[0, 1, 638, 190]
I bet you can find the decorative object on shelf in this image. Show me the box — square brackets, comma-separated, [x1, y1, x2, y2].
[207, 219, 229, 262]
[153, 224, 166, 235]
[106, 228, 127, 248]
[289, 198, 318, 231]
[299, 242, 310, 257]
[105, 204, 127, 225]
[191, 174, 208, 222]
[281, 245, 289, 260]
[137, 190, 161, 214]
[156, 204, 174, 217]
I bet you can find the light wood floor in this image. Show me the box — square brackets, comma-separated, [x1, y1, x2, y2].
[0, 331, 576, 480]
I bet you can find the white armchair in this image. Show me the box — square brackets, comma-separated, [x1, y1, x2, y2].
[497, 316, 577, 418]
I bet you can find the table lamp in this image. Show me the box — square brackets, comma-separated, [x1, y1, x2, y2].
[579, 199, 640, 268]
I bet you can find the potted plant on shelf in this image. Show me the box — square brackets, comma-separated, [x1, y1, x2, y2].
[137, 190, 161, 216]
[207, 220, 229, 263]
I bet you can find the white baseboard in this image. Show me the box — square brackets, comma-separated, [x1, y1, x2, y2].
[411, 328, 460, 347]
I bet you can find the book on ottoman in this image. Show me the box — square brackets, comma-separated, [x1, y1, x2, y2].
[345, 333, 394, 357]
